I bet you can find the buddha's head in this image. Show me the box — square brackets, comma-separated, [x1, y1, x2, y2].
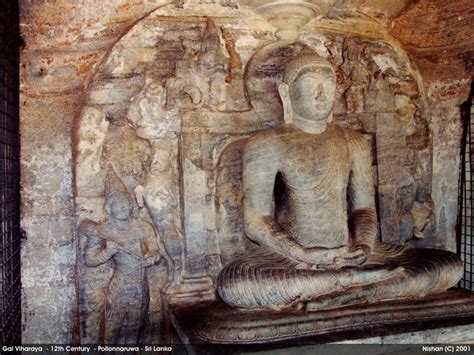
[279, 54, 336, 125]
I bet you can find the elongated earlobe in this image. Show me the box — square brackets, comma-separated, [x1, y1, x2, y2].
[278, 83, 292, 124]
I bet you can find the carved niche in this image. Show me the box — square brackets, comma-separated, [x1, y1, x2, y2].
[75, 2, 434, 343]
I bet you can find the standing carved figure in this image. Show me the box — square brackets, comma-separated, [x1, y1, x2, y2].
[128, 80, 184, 291]
[217, 53, 463, 311]
[79, 166, 160, 344]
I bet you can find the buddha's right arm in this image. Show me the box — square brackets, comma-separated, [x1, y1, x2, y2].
[244, 215, 306, 259]
[245, 215, 341, 264]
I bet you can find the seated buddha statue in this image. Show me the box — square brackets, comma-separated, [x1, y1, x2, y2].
[216, 54, 463, 311]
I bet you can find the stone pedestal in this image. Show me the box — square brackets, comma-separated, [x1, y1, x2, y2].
[172, 289, 474, 346]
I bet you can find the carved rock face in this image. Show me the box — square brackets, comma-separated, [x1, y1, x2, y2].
[70, 3, 458, 344]
[127, 81, 179, 141]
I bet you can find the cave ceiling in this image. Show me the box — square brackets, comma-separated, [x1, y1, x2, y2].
[19, 0, 473, 87]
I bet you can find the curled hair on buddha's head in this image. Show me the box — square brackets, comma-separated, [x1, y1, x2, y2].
[283, 54, 335, 85]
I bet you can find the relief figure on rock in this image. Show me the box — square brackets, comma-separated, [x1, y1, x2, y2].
[79, 166, 161, 344]
[127, 80, 184, 291]
[217, 53, 463, 311]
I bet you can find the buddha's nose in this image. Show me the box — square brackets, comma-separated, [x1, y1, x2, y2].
[315, 84, 326, 101]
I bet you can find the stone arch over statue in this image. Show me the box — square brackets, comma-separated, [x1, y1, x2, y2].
[73, 1, 432, 343]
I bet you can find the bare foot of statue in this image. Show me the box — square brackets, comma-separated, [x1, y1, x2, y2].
[337, 265, 405, 287]
[305, 284, 377, 311]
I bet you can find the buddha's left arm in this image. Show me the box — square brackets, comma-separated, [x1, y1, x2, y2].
[347, 131, 377, 251]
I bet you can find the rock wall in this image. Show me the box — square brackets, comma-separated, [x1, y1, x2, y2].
[390, 0, 474, 251]
[20, 0, 163, 343]
[19, 0, 472, 343]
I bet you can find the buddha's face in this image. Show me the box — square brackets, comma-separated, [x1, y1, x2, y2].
[288, 65, 336, 122]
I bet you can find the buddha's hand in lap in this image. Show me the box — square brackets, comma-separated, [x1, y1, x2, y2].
[293, 245, 370, 270]
[334, 244, 371, 267]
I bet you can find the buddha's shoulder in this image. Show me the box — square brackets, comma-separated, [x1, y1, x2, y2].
[244, 126, 294, 151]
[335, 125, 370, 151]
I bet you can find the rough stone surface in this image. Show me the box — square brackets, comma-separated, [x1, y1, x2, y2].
[20, 0, 165, 344]
[390, 0, 474, 72]
[336, 323, 474, 344]
[389, 0, 473, 252]
[429, 80, 472, 251]
[20, 93, 78, 343]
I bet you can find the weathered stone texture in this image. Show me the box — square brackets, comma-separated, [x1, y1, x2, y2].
[20, 0, 162, 343]
[429, 79, 472, 251]
[20, 92, 78, 342]
[336, 323, 474, 344]
[390, 0, 474, 57]
[388, 0, 473, 250]
[22, 285, 77, 343]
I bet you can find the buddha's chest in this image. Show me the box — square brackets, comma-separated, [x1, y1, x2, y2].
[279, 134, 350, 190]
